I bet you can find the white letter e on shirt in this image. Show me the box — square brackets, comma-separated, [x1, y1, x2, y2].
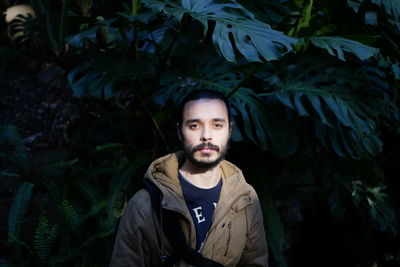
[192, 207, 205, 223]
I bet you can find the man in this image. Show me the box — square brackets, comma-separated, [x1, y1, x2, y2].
[110, 90, 268, 266]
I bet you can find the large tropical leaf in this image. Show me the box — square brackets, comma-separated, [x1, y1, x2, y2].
[155, 41, 302, 154]
[67, 54, 154, 99]
[309, 37, 379, 61]
[236, 0, 290, 25]
[347, 0, 400, 20]
[140, 0, 296, 62]
[259, 57, 395, 158]
[371, 0, 400, 20]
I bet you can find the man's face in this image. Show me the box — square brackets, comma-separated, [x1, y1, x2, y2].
[180, 99, 231, 169]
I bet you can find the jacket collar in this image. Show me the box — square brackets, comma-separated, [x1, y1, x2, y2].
[144, 151, 252, 218]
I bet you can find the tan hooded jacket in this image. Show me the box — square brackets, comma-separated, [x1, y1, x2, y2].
[110, 152, 268, 267]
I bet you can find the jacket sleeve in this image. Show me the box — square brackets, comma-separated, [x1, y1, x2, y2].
[238, 191, 269, 267]
[109, 190, 153, 267]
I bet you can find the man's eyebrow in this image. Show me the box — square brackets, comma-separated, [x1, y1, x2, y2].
[185, 118, 226, 123]
[185, 119, 201, 124]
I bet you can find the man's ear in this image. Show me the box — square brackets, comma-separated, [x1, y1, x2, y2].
[176, 123, 182, 141]
[229, 122, 234, 137]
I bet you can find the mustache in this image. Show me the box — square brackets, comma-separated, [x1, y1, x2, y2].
[192, 142, 220, 152]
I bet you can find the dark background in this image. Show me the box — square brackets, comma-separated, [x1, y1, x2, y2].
[1, 0, 399, 266]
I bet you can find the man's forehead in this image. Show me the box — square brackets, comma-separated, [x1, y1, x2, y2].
[183, 99, 228, 120]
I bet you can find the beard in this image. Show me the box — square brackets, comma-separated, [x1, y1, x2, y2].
[184, 141, 229, 170]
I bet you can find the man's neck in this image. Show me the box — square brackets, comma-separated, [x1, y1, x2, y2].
[179, 160, 221, 189]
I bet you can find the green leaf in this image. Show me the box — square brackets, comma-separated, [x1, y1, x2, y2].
[261, 57, 392, 158]
[65, 25, 100, 48]
[75, 179, 102, 206]
[106, 190, 125, 221]
[1, 125, 28, 172]
[96, 143, 127, 151]
[61, 200, 81, 230]
[139, 0, 167, 13]
[68, 55, 154, 99]
[216, 19, 295, 62]
[391, 63, 400, 80]
[365, 11, 378, 25]
[117, 9, 157, 24]
[307, 95, 332, 127]
[142, 0, 295, 62]
[43, 158, 79, 172]
[347, 0, 363, 12]
[309, 36, 379, 61]
[81, 201, 108, 222]
[34, 216, 57, 265]
[0, 171, 20, 177]
[276, 93, 295, 110]
[262, 195, 288, 267]
[8, 182, 34, 243]
[323, 96, 352, 127]
[293, 95, 310, 116]
[328, 129, 347, 157]
[371, 0, 400, 20]
[362, 134, 382, 155]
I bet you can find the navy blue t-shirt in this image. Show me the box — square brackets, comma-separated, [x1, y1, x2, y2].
[178, 171, 222, 251]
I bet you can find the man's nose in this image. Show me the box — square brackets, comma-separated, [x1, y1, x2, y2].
[200, 126, 212, 141]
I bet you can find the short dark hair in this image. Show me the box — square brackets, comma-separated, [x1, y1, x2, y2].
[176, 89, 231, 126]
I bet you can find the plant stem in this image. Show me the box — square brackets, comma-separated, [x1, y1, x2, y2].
[58, 0, 70, 45]
[135, 90, 170, 152]
[131, 0, 139, 60]
[226, 64, 261, 99]
[132, 0, 139, 16]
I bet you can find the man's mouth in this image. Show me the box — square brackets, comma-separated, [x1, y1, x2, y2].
[199, 147, 216, 153]
[194, 143, 220, 153]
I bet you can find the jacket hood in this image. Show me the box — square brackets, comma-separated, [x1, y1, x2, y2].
[144, 151, 252, 216]
[145, 151, 244, 190]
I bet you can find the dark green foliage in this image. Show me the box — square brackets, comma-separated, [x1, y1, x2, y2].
[1, 0, 399, 266]
[34, 216, 57, 266]
[8, 182, 34, 244]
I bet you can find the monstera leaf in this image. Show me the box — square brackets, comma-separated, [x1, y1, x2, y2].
[347, 0, 400, 20]
[371, 0, 400, 20]
[140, 0, 295, 62]
[260, 57, 395, 158]
[309, 36, 379, 61]
[68, 55, 154, 99]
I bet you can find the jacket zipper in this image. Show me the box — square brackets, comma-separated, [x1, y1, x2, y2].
[224, 221, 232, 256]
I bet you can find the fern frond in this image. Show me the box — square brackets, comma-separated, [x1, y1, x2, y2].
[81, 200, 108, 223]
[34, 216, 58, 266]
[75, 178, 102, 206]
[61, 200, 82, 230]
[107, 190, 125, 220]
[8, 182, 34, 243]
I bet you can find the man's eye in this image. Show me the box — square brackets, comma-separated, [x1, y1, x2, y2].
[214, 123, 223, 128]
[189, 124, 199, 129]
